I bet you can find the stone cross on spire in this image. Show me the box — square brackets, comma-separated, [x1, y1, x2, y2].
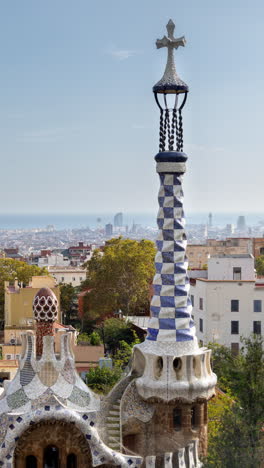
[156, 19, 186, 51]
[153, 19, 188, 94]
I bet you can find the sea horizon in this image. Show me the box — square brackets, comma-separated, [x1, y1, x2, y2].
[0, 212, 264, 230]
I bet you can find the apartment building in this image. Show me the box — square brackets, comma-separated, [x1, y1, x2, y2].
[190, 254, 264, 353]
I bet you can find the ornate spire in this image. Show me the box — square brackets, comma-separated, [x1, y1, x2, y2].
[153, 20, 188, 94]
[119, 22, 216, 466]
[153, 20, 189, 152]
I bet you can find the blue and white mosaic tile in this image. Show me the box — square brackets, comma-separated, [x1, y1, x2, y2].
[147, 166, 196, 343]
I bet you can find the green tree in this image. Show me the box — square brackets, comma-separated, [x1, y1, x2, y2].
[113, 339, 139, 369]
[204, 405, 263, 468]
[0, 258, 48, 327]
[77, 332, 90, 344]
[77, 331, 101, 345]
[233, 336, 264, 430]
[85, 334, 140, 394]
[102, 318, 137, 354]
[208, 342, 237, 391]
[205, 336, 264, 467]
[89, 331, 101, 345]
[83, 238, 155, 318]
[255, 255, 264, 275]
[206, 389, 233, 443]
[59, 283, 78, 324]
[86, 366, 122, 394]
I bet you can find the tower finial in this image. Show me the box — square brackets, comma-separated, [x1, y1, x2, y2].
[153, 19, 188, 94]
[153, 20, 189, 152]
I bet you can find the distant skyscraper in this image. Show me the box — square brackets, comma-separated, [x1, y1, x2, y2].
[237, 215, 246, 231]
[226, 223, 235, 235]
[208, 212, 212, 227]
[114, 212, 123, 227]
[105, 223, 113, 237]
[96, 217, 102, 229]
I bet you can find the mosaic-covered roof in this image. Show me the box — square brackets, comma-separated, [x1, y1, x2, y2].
[0, 331, 142, 467]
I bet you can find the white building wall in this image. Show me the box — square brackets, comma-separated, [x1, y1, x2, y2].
[38, 254, 70, 268]
[208, 256, 255, 281]
[49, 269, 86, 286]
[191, 279, 264, 350]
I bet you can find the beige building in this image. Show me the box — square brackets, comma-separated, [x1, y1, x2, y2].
[4, 276, 60, 328]
[49, 266, 86, 286]
[187, 237, 252, 269]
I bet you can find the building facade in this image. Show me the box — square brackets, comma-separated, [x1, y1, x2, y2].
[191, 254, 264, 351]
[68, 242, 93, 266]
[49, 266, 86, 286]
[187, 237, 252, 269]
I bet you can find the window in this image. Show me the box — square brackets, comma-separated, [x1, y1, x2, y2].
[173, 408, 182, 431]
[43, 446, 59, 468]
[191, 295, 194, 307]
[231, 300, 239, 312]
[199, 318, 203, 333]
[6, 354, 12, 360]
[61, 277, 64, 282]
[67, 454, 77, 468]
[199, 339, 204, 347]
[15, 354, 20, 359]
[231, 321, 239, 334]
[191, 406, 197, 429]
[253, 321, 261, 335]
[254, 300, 262, 313]
[26, 455, 37, 468]
[80, 277, 83, 282]
[72, 277, 76, 282]
[231, 343, 239, 355]
[233, 267, 241, 280]
[199, 298, 203, 310]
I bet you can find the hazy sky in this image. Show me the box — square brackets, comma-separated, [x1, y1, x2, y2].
[0, 0, 263, 214]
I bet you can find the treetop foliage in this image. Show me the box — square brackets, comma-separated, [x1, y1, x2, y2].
[206, 335, 264, 467]
[0, 258, 48, 284]
[82, 237, 156, 318]
[86, 366, 122, 394]
[102, 318, 138, 354]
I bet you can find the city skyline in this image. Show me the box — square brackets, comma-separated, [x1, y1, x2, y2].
[0, 1, 264, 214]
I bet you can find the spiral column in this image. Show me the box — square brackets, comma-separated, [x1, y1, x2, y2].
[147, 152, 195, 343]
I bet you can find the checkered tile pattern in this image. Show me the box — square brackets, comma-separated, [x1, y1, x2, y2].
[147, 172, 196, 342]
